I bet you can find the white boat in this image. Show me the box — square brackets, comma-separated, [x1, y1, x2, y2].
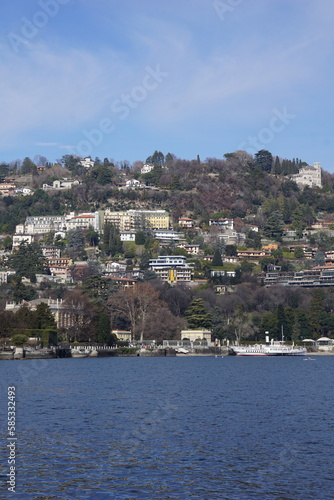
[175, 348, 189, 354]
[230, 332, 307, 357]
[71, 347, 91, 358]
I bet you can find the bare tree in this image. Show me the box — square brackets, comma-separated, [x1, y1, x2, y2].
[109, 282, 166, 342]
[61, 289, 94, 342]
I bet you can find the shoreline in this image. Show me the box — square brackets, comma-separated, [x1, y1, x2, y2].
[1, 349, 333, 360]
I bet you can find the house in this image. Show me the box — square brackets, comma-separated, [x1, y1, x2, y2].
[52, 179, 80, 190]
[105, 261, 127, 274]
[106, 276, 137, 289]
[178, 217, 194, 229]
[12, 234, 34, 248]
[47, 257, 72, 267]
[214, 284, 235, 294]
[0, 269, 15, 284]
[42, 268, 72, 284]
[311, 221, 334, 230]
[112, 330, 132, 342]
[41, 246, 61, 259]
[0, 183, 16, 196]
[124, 179, 144, 189]
[5, 298, 73, 329]
[262, 244, 278, 252]
[141, 163, 154, 174]
[152, 229, 184, 242]
[209, 218, 234, 230]
[245, 224, 259, 233]
[222, 256, 239, 263]
[47, 257, 73, 283]
[79, 157, 95, 169]
[180, 330, 212, 343]
[291, 162, 322, 188]
[316, 337, 334, 352]
[176, 243, 200, 255]
[219, 231, 245, 245]
[210, 269, 236, 278]
[15, 187, 32, 196]
[120, 232, 136, 242]
[237, 249, 269, 258]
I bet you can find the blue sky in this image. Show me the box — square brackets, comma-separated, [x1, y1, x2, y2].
[1, 0, 334, 170]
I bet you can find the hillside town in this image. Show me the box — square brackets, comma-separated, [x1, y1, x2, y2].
[1, 150, 334, 355]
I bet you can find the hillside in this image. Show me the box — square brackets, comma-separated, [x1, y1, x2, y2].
[1, 149, 334, 347]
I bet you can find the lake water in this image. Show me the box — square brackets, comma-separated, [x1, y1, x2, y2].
[1, 355, 334, 500]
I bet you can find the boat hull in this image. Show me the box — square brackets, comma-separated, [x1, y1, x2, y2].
[230, 345, 307, 356]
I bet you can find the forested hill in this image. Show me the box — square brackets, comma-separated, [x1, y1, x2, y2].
[2, 150, 334, 345]
[1, 149, 334, 235]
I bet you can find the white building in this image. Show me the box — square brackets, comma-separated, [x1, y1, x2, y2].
[15, 187, 32, 196]
[124, 179, 145, 189]
[41, 246, 61, 259]
[53, 179, 80, 190]
[176, 243, 200, 255]
[291, 162, 322, 188]
[105, 261, 127, 273]
[149, 255, 193, 282]
[23, 215, 67, 234]
[66, 212, 100, 232]
[141, 163, 154, 174]
[209, 218, 234, 230]
[12, 234, 34, 248]
[152, 229, 184, 242]
[79, 157, 95, 169]
[120, 232, 136, 242]
[178, 217, 194, 229]
[16, 211, 101, 237]
[0, 269, 15, 284]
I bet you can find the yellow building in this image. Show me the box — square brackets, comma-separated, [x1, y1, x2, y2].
[181, 330, 212, 342]
[262, 244, 278, 252]
[104, 209, 170, 232]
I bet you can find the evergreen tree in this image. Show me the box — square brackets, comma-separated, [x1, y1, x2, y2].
[8, 242, 48, 280]
[261, 311, 278, 338]
[90, 164, 113, 185]
[212, 248, 223, 267]
[263, 211, 284, 241]
[66, 228, 85, 259]
[135, 231, 146, 245]
[254, 150, 273, 173]
[10, 277, 38, 303]
[21, 157, 37, 175]
[103, 223, 123, 256]
[61, 154, 82, 173]
[309, 289, 326, 339]
[34, 303, 57, 330]
[170, 175, 181, 191]
[273, 156, 281, 174]
[151, 150, 165, 165]
[292, 309, 315, 342]
[165, 152, 174, 164]
[94, 308, 111, 344]
[185, 298, 212, 329]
